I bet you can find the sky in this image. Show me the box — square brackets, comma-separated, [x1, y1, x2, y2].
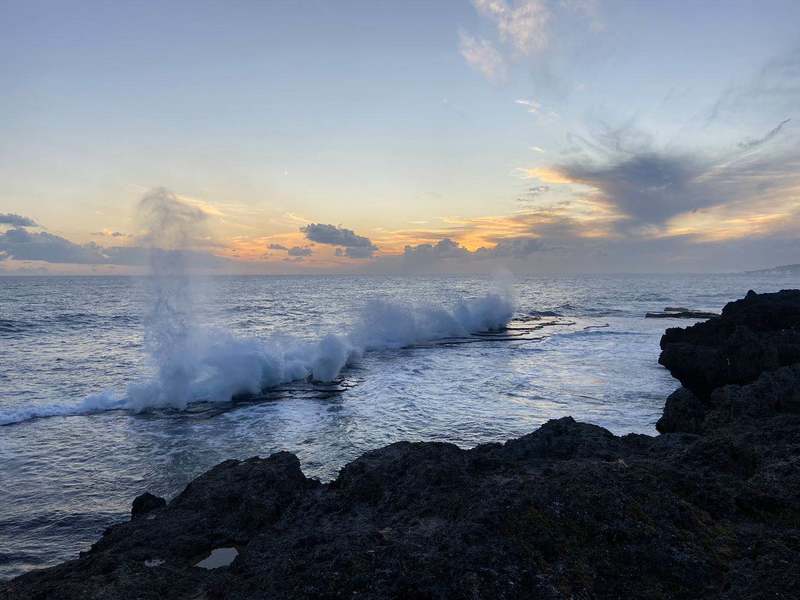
[1, 0, 799, 274]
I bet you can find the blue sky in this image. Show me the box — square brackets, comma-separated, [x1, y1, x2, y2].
[1, 0, 798, 273]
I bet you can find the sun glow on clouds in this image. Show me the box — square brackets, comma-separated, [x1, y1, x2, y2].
[662, 185, 800, 243]
[522, 167, 577, 185]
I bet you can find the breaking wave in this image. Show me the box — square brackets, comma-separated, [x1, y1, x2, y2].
[0, 291, 515, 426]
[0, 189, 520, 427]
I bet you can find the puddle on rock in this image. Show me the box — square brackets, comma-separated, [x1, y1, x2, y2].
[194, 547, 239, 570]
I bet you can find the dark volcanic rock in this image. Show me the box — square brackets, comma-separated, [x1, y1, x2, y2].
[646, 310, 719, 319]
[659, 289, 800, 397]
[4, 290, 800, 599]
[655, 387, 705, 433]
[131, 493, 166, 519]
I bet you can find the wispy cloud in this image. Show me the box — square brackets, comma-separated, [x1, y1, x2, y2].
[515, 98, 542, 113]
[474, 0, 550, 55]
[461, 0, 601, 82]
[738, 118, 791, 150]
[459, 32, 507, 82]
[707, 46, 800, 125]
[526, 118, 799, 239]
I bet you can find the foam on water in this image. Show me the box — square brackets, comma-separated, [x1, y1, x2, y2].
[0, 190, 517, 426]
[0, 291, 515, 426]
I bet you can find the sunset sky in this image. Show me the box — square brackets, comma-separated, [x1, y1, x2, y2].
[1, 0, 799, 274]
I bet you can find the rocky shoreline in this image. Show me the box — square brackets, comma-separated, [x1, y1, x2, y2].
[4, 290, 800, 599]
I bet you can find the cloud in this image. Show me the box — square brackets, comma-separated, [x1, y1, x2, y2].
[0, 189, 235, 272]
[0, 228, 108, 264]
[402, 238, 470, 263]
[738, 118, 791, 150]
[287, 246, 312, 257]
[402, 236, 546, 266]
[301, 222, 378, 258]
[92, 230, 130, 238]
[708, 47, 800, 125]
[473, 0, 550, 55]
[301, 223, 373, 247]
[516, 98, 542, 113]
[477, 236, 546, 257]
[537, 119, 800, 229]
[517, 184, 551, 203]
[459, 32, 507, 82]
[335, 246, 377, 259]
[0, 228, 229, 269]
[460, 0, 601, 82]
[557, 151, 709, 225]
[0, 213, 38, 227]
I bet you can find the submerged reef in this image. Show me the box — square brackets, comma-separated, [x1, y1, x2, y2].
[5, 290, 800, 599]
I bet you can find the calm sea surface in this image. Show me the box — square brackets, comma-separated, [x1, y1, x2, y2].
[0, 273, 797, 578]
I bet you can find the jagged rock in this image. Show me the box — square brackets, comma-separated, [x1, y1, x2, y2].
[656, 387, 706, 433]
[131, 493, 166, 519]
[706, 364, 800, 427]
[659, 289, 800, 397]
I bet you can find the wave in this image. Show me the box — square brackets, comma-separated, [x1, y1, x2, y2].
[0, 292, 514, 426]
[0, 313, 140, 338]
[0, 318, 32, 334]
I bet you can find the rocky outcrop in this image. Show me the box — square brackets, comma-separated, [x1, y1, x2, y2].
[4, 290, 800, 600]
[131, 492, 166, 519]
[659, 289, 800, 397]
[655, 386, 705, 433]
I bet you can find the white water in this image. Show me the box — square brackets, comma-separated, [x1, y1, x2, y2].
[0, 288, 515, 426]
[0, 190, 516, 426]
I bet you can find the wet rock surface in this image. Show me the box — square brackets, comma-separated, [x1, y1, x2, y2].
[4, 290, 800, 599]
[645, 308, 720, 319]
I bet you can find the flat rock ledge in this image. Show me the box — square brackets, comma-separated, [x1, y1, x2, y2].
[4, 290, 800, 600]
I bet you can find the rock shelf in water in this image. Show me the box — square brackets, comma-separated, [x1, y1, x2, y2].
[4, 290, 800, 599]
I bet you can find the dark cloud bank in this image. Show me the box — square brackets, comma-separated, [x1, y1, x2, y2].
[0, 213, 38, 227]
[0, 191, 229, 271]
[0, 227, 229, 269]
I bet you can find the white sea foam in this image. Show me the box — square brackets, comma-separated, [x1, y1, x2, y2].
[0, 290, 515, 426]
[0, 189, 517, 426]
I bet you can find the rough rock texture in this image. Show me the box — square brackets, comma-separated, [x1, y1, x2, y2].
[4, 290, 800, 600]
[655, 387, 705, 434]
[659, 289, 800, 398]
[131, 492, 166, 519]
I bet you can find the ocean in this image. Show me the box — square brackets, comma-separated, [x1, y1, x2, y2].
[0, 272, 797, 579]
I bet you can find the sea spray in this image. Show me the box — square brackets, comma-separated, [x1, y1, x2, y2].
[0, 288, 517, 425]
[127, 189, 213, 409]
[0, 191, 518, 425]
